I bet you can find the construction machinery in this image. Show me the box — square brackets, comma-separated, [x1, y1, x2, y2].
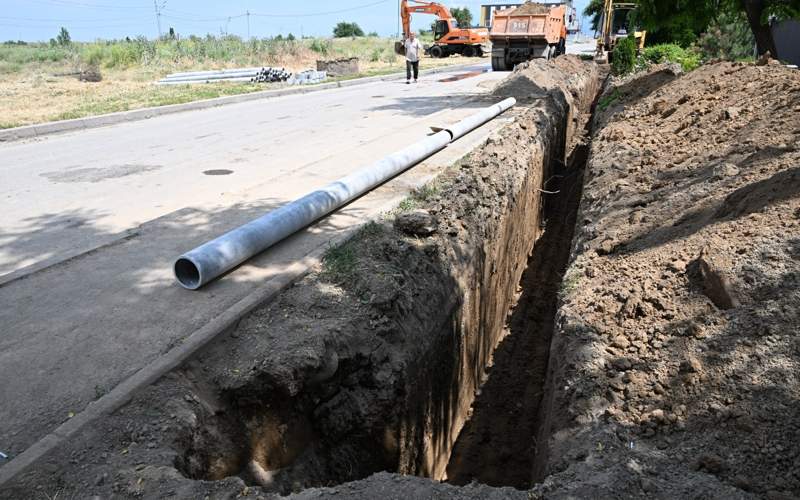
[594, 0, 646, 63]
[396, 0, 489, 58]
[489, 3, 568, 71]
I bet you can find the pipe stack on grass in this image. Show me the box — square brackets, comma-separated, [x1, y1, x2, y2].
[157, 66, 296, 85]
[251, 67, 293, 83]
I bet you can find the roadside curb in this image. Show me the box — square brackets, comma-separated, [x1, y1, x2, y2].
[0, 62, 484, 143]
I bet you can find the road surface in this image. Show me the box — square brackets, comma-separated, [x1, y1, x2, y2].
[0, 63, 509, 462]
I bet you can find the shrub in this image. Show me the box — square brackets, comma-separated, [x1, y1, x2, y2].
[695, 11, 754, 61]
[56, 27, 71, 46]
[333, 22, 364, 38]
[82, 44, 105, 67]
[310, 38, 330, 55]
[611, 35, 637, 75]
[106, 43, 140, 68]
[641, 43, 700, 71]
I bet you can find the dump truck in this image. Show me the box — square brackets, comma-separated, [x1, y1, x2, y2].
[489, 3, 567, 71]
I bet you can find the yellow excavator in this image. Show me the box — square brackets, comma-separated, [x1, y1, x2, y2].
[395, 0, 488, 58]
[594, 0, 646, 63]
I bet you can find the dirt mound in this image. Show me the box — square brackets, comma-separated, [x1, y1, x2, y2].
[510, 2, 552, 15]
[535, 60, 800, 498]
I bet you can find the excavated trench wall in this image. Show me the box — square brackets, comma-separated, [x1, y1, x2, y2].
[167, 57, 603, 493]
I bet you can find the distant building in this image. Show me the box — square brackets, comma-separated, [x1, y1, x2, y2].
[479, 2, 580, 33]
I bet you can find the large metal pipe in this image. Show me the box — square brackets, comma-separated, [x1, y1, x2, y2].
[174, 97, 516, 289]
[445, 97, 516, 141]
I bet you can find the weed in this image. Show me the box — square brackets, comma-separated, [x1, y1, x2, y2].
[598, 88, 621, 111]
[559, 267, 582, 299]
[322, 242, 356, 281]
[396, 198, 418, 212]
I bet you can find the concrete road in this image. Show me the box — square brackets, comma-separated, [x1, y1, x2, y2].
[0, 63, 508, 461]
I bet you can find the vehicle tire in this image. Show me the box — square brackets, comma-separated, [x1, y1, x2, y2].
[476, 46, 483, 57]
[429, 45, 444, 58]
[491, 56, 508, 71]
[463, 45, 476, 58]
[557, 38, 566, 56]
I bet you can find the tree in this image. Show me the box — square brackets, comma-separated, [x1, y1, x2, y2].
[450, 7, 473, 28]
[333, 22, 365, 38]
[583, 0, 604, 32]
[635, 0, 799, 55]
[56, 27, 71, 46]
[287, 33, 296, 41]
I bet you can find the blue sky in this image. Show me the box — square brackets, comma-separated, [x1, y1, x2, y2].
[2, 0, 591, 42]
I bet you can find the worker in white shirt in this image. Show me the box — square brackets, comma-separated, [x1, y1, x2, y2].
[404, 31, 421, 84]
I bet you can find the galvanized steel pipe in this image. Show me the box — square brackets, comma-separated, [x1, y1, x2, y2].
[174, 97, 516, 289]
[445, 97, 516, 141]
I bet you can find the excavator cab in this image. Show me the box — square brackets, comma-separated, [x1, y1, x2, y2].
[433, 19, 460, 41]
[594, 1, 646, 63]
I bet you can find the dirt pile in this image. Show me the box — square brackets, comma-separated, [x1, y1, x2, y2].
[533, 60, 800, 498]
[510, 3, 552, 16]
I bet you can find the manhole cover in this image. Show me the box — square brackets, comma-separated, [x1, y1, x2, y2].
[203, 169, 233, 176]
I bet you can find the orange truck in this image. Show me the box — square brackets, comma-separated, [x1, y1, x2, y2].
[489, 3, 567, 71]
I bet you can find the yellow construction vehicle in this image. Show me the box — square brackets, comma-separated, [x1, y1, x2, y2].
[395, 0, 488, 58]
[594, 0, 646, 63]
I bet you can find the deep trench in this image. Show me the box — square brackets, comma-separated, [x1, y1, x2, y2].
[445, 133, 590, 489]
[173, 93, 597, 494]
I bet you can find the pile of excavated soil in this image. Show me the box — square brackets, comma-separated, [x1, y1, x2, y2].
[510, 3, 552, 16]
[533, 60, 800, 498]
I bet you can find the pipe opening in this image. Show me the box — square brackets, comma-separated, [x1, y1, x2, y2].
[174, 258, 201, 290]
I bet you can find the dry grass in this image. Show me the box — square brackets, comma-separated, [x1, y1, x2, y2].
[0, 36, 482, 128]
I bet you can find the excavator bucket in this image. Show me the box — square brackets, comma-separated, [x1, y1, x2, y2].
[394, 41, 405, 56]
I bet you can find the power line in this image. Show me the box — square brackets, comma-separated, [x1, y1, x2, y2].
[23, 0, 152, 10]
[250, 0, 392, 18]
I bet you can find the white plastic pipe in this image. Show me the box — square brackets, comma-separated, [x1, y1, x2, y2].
[174, 97, 516, 289]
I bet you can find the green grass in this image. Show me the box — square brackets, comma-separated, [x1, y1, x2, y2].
[394, 181, 441, 213]
[51, 82, 264, 121]
[321, 222, 384, 282]
[641, 44, 701, 72]
[0, 35, 404, 74]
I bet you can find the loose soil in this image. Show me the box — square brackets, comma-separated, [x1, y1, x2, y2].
[531, 59, 800, 498]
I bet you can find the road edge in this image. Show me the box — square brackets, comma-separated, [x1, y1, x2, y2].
[0, 62, 484, 143]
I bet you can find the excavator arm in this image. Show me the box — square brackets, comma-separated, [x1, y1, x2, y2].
[400, 0, 453, 39]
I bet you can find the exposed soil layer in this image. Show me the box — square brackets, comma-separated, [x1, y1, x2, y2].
[445, 102, 592, 489]
[531, 60, 800, 498]
[0, 56, 599, 499]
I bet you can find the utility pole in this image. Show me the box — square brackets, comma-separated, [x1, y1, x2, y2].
[153, 0, 162, 38]
[246, 10, 250, 39]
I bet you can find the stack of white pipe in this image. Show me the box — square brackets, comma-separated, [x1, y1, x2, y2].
[156, 66, 296, 85]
